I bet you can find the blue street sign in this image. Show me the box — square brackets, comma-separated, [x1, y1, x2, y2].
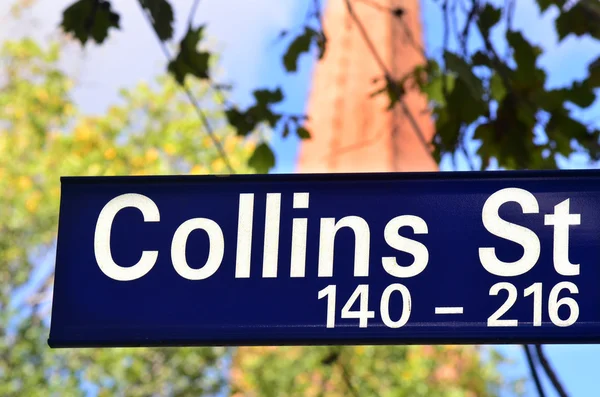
[49, 170, 600, 347]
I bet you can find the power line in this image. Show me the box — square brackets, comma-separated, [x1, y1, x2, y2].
[343, 0, 433, 160]
[523, 345, 546, 397]
[535, 344, 569, 397]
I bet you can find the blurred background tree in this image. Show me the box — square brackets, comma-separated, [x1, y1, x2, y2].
[0, 36, 254, 396]
[230, 345, 509, 397]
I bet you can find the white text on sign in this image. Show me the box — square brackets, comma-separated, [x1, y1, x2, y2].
[92, 187, 582, 329]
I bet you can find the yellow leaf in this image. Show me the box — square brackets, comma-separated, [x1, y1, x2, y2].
[14, 107, 25, 120]
[104, 147, 117, 160]
[25, 192, 41, 213]
[35, 87, 49, 102]
[131, 156, 144, 168]
[190, 165, 207, 175]
[163, 143, 176, 155]
[230, 157, 241, 169]
[245, 141, 257, 155]
[88, 164, 102, 175]
[145, 148, 159, 163]
[211, 158, 225, 173]
[74, 123, 92, 142]
[17, 176, 33, 191]
[225, 135, 238, 152]
[64, 103, 75, 116]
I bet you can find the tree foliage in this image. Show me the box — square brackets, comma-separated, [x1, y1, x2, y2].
[55, 0, 600, 173]
[0, 36, 253, 396]
[230, 345, 513, 397]
[415, 0, 600, 170]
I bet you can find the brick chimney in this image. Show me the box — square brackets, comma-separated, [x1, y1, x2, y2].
[296, 0, 437, 173]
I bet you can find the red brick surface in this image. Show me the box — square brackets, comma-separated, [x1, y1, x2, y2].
[296, 0, 437, 173]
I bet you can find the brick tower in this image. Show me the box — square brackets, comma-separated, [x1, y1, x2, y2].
[296, 0, 437, 173]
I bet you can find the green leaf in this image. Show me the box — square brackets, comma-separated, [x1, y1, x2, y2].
[537, 89, 567, 112]
[516, 101, 537, 129]
[545, 111, 588, 156]
[251, 88, 284, 127]
[253, 88, 284, 105]
[556, 1, 600, 41]
[225, 108, 255, 136]
[444, 51, 484, 100]
[450, 79, 487, 123]
[139, 0, 174, 41]
[474, 122, 495, 169]
[547, 111, 589, 144]
[385, 79, 405, 110]
[588, 55, 600, 88]
[489, 72, 506, 102]
[264, 111, 282, 128]
[432, 108, 461, 160]
[477, 3, 502, 37]
[296, 126, 311, 139]
[248, 143, 275, 173]
[282, 122, 290, 138]
[472, 51, 491, 67]
[534, 0, 565, 13]
[506, 30, 545, 90]
[507, 30, 541, 72]
[168, 26, 211, 84]
[474, 122, 494, 142]
[411, 60, 455, 106]
[283, 27, 322, 72]
[422, 73, 455, 105]
[370, 77, 405, 109]
[61, 0, 120, 45]
[566, 80, 595, 108]
[538, 79, 596, 111]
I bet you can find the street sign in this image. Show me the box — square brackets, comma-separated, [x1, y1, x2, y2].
[49, 170, 600, 347]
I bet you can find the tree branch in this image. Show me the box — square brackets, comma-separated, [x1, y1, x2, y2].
[535, 344, 568, 397]
[442, 0, 451, 100]
[343, 0, 432, 155]
[505, 0, 516, 58]
[338, 359, 360, 397]
[523, 345, 546, 397]
[187, 0, 201, 28]
[355, 0, 390, 13]
[355, 0, 426, 59]
[473, 4, 512, 89]
[313, 0, 324, 32]
[399, 18, 427, 60]
[460, 0, 478, 56]
[137, 0, 235, 174]
[442, 0, 450, 55]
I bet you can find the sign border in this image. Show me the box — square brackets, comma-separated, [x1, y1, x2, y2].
[50, 169, 600, 348]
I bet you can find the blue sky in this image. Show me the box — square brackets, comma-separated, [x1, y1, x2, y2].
[2, 0, 600, 395]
